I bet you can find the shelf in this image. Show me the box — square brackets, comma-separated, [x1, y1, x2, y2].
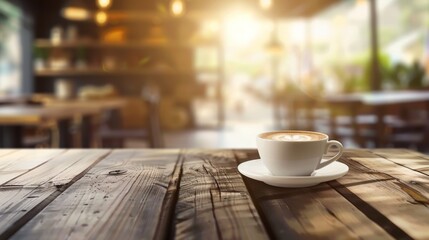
[35, 68, 195, 77]
[34, 39, 218, 49]
[61, 10, 223, 23]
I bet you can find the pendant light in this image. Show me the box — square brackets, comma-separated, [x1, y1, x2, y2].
[62, 0, 91, 21]
[265, 21, 283, 56]
[171, 0, 185, 16]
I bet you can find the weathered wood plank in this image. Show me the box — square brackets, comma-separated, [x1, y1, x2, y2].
[368, 149, 429, 175]
[335, 149, 429, 239]
[0, 149, 18, 166]
[174, 149, 270, 240]
[234, 149, 394, 240]
[368, 148, 428, 159]
[0, 149, 65, 185]
[12, 149, 181, 240]
[346, 157, 429, 200]
[7, 150, 110, 186]
[0, 149, 110, 239]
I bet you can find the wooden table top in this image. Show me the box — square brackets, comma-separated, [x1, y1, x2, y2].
[35, 97, 127, 111]
[0, 105, 100, 125]
[0, 148, 428, 239]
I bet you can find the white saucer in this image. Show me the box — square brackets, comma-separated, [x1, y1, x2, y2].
[238, 159, 349, 188]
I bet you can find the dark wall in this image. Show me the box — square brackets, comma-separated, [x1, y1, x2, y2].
[31, 0, 65, 38]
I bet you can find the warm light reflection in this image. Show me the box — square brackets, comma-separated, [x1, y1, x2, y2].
[171, 0, 185, 16]
[201, 20, 219, 38]
[224, 12, 260, 47]
[95, 11, 108, 25]
[260, 0, 272, 10]
[97, 0, 112, 9]
[62, 7, 90, 20]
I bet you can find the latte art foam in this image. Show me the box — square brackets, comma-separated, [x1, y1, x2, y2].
[261, 132, 325, 141]
[272, 134, 312, 141]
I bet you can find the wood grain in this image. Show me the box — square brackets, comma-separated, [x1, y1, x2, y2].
[234, 149, 394, 240]
[12, 149, 180, 240]
[40, 98, 126, 111]
[7, 150, 111, 186]
[334, 150, 429, 239]
[369, 149, 429, 175]
[0, 149, 64, 185]
[174, 149, 269, 240]
[0, 149, 110, 239]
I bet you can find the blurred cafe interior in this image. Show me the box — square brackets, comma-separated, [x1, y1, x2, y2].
[0, 0, 428, 150]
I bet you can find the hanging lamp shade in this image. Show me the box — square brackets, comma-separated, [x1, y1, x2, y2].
[62, 0, 91, 21]
[265, 21, 283, 56]
[265, 38, 283, 55]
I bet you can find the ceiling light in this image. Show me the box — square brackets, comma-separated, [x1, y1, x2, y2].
[260, 0, 272, 10]
[171, 0, 185, 16]
[95, 11, 108, 25]
[97, 0, 112, 9]
[62, 0, 91, 21]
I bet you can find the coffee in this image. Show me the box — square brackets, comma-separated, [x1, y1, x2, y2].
[257, 130, 343, 176]
[260, 131, 325, 141]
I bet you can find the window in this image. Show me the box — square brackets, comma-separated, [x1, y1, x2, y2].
[0, 1, 22, 95]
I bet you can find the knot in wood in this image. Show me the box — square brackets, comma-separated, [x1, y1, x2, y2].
[108, 169, 127, 175]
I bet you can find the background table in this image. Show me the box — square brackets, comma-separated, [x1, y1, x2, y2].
[325, 91, 429, 148]
[0, 98, 126, 148]
[0, 106, 99, 148]
[37, 98, 127, 148]
[0, 148, 428, 239]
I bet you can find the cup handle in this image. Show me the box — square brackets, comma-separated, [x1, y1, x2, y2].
[316, 140, 344, 170]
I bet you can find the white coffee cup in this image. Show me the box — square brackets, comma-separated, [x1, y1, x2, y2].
[257, 130, 343, 176]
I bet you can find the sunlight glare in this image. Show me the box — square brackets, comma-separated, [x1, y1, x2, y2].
[224, 12, 260, 47]
[201, 20, 219, 38]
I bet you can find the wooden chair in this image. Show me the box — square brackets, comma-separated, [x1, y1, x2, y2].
[320, 102, 380, 147]
[99, 88, 164, 148]
[384, 102, 429, 151]
[19, 100, 54, 148]
[282, 94, 329, 132]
